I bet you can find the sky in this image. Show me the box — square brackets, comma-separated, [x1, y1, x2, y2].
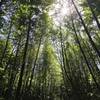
[49, 0, 81, 26]
[49, 0, 71, 25]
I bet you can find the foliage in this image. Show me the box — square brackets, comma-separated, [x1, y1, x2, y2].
[0, 0, 100, 100]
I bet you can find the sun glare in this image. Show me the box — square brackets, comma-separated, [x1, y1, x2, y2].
[49, 0, 70, 25]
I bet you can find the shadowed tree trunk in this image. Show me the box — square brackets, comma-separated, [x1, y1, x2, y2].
[71, 0, 100, 58]
[0, 21, 12, 67]
[86, 0, 100, 30]
[15, 18, 31, 100]
[71, 17, 100, 90]
[5, 34, 22, 100]
[28, 35, 42, 90]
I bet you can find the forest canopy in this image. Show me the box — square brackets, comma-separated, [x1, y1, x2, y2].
[0, 0, 100, 100]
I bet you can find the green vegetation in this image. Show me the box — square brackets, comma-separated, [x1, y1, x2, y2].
[0, 0, 100, 100]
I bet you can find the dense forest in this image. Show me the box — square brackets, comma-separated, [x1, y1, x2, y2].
[0, 0, 100, 100]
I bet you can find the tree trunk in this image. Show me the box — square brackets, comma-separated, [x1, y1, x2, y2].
[86, 0, 100, 30]
[71, 17, 100, 90]
[71, 0, 100, 58]
[15, 19, 31, 100]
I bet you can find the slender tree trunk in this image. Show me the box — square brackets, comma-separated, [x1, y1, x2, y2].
[71, 17, 100, 90]
[15, 19, 31, 100]
[60, 28, 82, 100]
[28, 35, 42, 89]
[78, 33, 100, 75]
[4, 47, 15, 72]
[0, 21, 12, 67]
[86, 0, 100, 30]
[6, 34, 22, 100]
[0, 1, 2, 11]
[71, 0, 100, 58]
